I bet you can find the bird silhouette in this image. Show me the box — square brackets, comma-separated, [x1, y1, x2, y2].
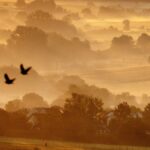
[4, 73, 15, 84]
[20, 64, 32, 75]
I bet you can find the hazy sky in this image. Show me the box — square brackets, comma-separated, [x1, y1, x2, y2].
[1, 0, 150, 107]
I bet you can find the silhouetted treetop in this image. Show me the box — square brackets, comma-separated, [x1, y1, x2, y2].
[111, 35, 134, 50]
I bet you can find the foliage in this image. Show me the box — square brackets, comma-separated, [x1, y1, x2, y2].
[1, 93, 150, 146]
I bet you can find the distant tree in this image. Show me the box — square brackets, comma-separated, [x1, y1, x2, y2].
[143, 103, 150, 129]
[114, 102, 131, 120]
[32, 106, 63, 138]
[5, 99, 22, 112]
[82, 8, 92, 17]
[136, 33, 150, 53]
[2, 98, 150, 145]
[141, 94, 150, 108]
[111, 35, 134, 51]
[0, 109, 9, 135]
[109, 102, 131, 134]
[5, 93, 49, 112]
[22, 93, 49, 109]
[48, 106, 62, 119]
[115, 92, 137, 106]
[123, 20, 130, 31]
[108, 102, 146, 143]
[9, 109, 30, 132]
[62, 93, 103, 141]
[64, 93, 103, 119]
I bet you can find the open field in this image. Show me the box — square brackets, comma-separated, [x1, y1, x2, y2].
[0, 137, 150, 150]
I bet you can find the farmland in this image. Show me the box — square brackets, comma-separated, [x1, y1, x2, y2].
[0, 137, 150, 150]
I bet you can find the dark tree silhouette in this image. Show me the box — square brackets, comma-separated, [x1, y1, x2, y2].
[62, 93, 103, 141]
[111, 35, 134, 51]
[137, 33, 150, 53]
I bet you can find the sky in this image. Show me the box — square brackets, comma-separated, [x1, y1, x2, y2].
[1, 0, 150, 108]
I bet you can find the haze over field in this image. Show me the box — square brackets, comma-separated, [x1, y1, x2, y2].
[1, 0, 150, 147]
[1, 0, 150, 110]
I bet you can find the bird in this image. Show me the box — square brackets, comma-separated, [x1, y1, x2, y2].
[20, 64, 32, 75]
[4, 73, 15, 84]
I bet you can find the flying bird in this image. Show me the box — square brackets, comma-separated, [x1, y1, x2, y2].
[20, 64, 32, 75]
[4, 73, 15, 84]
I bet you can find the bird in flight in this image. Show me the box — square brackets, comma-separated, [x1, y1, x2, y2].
[4, 73, 15, 84]
[20, 64, 32, 75]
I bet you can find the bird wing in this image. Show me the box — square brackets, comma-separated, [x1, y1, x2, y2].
[12, 78, 16, 81]
[26, 67, 32, 72]
[4, 73, 10, 81]
[20, 64, 24, 71]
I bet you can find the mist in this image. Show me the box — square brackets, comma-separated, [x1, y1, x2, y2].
[0, 0, 150, 110]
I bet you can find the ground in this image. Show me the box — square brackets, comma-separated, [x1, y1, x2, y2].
[0, 137, 149, 150]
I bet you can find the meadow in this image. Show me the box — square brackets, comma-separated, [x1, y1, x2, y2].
[0, 137, 150, 150]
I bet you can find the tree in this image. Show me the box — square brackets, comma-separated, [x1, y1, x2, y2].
[136, 33, 150, 53]
[82, 8, 92, 17]
[111, 35, 134, 51]
[109, 102, 131, 134]
[9, 109, 30, 134]
[5, 99, 22, 112]
[64, 93, 103, 118]
[143, 103, 150, 129]
[0, 109, 9, 135]
[62, 93, 103, 141]
[5, 93, 49, 112]
[22, 93, 49, 109]
[108, 103, 147, 144]
[32, 106, 63, 138]
[114, 102, 131, 120]
[123, 20, 130, 31]
[115, 92, 137, 106]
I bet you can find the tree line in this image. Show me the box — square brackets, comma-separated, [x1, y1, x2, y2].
[0, 93, 150, 146]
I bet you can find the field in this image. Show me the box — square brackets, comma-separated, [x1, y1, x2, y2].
[0, 137, 150, 150]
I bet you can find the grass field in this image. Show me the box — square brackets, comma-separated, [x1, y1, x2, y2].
[0, 137, 150, 150]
